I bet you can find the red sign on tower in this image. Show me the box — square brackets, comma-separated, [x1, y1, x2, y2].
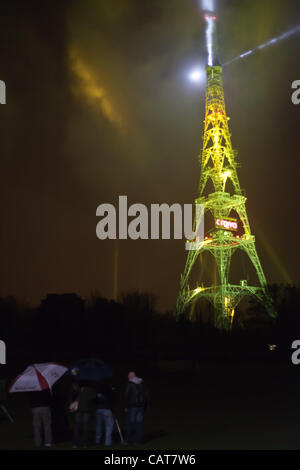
[215, 217, 238, 231]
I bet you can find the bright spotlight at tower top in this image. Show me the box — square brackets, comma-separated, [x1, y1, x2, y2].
[200, 0, 218, 66]
[204, 12, 218, 66]
[188, 68, 205, 84]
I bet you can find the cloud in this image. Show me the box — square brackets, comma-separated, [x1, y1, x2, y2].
[69, 47, 124, 131]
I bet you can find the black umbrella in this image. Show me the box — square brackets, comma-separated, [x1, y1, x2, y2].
[69, 358, 113, 383]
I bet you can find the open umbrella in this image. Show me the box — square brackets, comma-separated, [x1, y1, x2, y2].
[9, 363, 68, 393]
[69, 358, 113, 383]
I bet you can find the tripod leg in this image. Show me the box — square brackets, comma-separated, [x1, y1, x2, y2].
[1, 404, 14, 423]
[114, 416, 124, 443]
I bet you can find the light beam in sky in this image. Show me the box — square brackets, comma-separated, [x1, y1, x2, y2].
[200, 0, 217, 66]
[205, 15, 216, 66]
[223, 24, 300, 66]
[200, 0, 215, 13]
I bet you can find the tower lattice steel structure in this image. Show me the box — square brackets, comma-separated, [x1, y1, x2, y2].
[175, 64, 275, 329]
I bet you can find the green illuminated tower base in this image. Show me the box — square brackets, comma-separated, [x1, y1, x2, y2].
[175, 65, 276, 330]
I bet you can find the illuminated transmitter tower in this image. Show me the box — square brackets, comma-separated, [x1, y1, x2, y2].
[175, 12, 275, 329]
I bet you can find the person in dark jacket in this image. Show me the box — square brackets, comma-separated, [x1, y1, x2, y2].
[28, 389, 53, 448]
[70, 382, 96, 448]
[95, 383, 114, 446]
[124, 371, 149, 445]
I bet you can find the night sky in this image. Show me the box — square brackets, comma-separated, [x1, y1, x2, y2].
[0, 0, 299, 311]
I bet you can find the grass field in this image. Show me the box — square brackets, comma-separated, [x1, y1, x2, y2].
[1, 360, 300, 450]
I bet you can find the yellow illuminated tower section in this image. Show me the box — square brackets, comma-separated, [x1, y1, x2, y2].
[174, 15, 276, 329]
